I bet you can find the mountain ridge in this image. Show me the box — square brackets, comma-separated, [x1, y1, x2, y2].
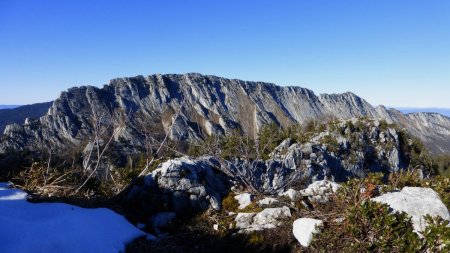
[1, 73, 449, 154]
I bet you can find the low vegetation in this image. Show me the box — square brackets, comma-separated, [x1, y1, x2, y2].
[125, 171, 450, 253]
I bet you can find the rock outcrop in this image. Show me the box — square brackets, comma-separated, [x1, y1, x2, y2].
[127, 156, 229, 214]
[1, 73, 449, 156]
[227, 118, 414, 193]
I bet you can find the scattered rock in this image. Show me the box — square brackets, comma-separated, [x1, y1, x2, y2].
[334, 217, 345, 223]
[253, 206, 291, 227]
[235, 206, 291, 232]
[300, 180, 341, 203]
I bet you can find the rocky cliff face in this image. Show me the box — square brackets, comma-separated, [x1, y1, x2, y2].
[1, 73, 449, 154]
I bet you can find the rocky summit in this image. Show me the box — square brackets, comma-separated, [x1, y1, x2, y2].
[1, 73, 450, 157]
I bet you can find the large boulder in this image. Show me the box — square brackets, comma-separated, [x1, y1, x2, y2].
[371, 187, 450, 232]
[293, 218, 323, 247]
[128, 156, 229, 215]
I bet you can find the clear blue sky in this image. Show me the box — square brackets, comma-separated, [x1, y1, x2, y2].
[1, 0, 449, 107]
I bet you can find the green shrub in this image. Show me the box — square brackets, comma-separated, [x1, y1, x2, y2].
[387, 170, 423, 189]
[345, 201, 422, 252]
[321, 135, 340, 153]
[257, 123, 287, 160]
[310, 199, 422, 252]
[379, 119, 389, 130]
[421, 215, 450, 252]
[434, 155, 450, 176]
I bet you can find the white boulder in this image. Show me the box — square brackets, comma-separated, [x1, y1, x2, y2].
[371, 187, 450, 232]
[234, 193, 253, 209]
[293, 218, 323, 247]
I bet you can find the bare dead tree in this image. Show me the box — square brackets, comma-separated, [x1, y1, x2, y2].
[138, 104, 184, 177]
[75, 103, 125, 193]
[213, 120, 302, 194]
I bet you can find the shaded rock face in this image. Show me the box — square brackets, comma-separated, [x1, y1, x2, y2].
[1, 73, 449, 156]
[127, 156, 229, 214]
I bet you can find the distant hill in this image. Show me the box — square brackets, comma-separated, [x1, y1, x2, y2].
[396, 107, 450, 118]
[0, 105, 21, 110]
[0, 102, 53, 133]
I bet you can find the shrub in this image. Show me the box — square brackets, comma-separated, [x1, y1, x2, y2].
[344, 201, 422, 252]
[387, 170, 423, 189]
[421, 215, 450, 252]
[433, 155, 450, 176]
[321, 135, 340, 153]
[222, 193, 239, 212]
[257, 123, 287, 160]
[379, 119, 389, 130]
[13, 162, 78, 197]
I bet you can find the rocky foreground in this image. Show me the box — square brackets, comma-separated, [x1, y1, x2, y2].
[121, 154, 449, 252]
[119, 118, 449, 252]
[0, 117, 449, 252]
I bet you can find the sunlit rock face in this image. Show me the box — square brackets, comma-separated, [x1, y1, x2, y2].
[1, 73, 450, 155]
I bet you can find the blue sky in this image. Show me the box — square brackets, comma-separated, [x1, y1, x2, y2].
[0, 0, 449, 107]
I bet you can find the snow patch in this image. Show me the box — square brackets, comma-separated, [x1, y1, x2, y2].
[0, 183, 146, 253]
